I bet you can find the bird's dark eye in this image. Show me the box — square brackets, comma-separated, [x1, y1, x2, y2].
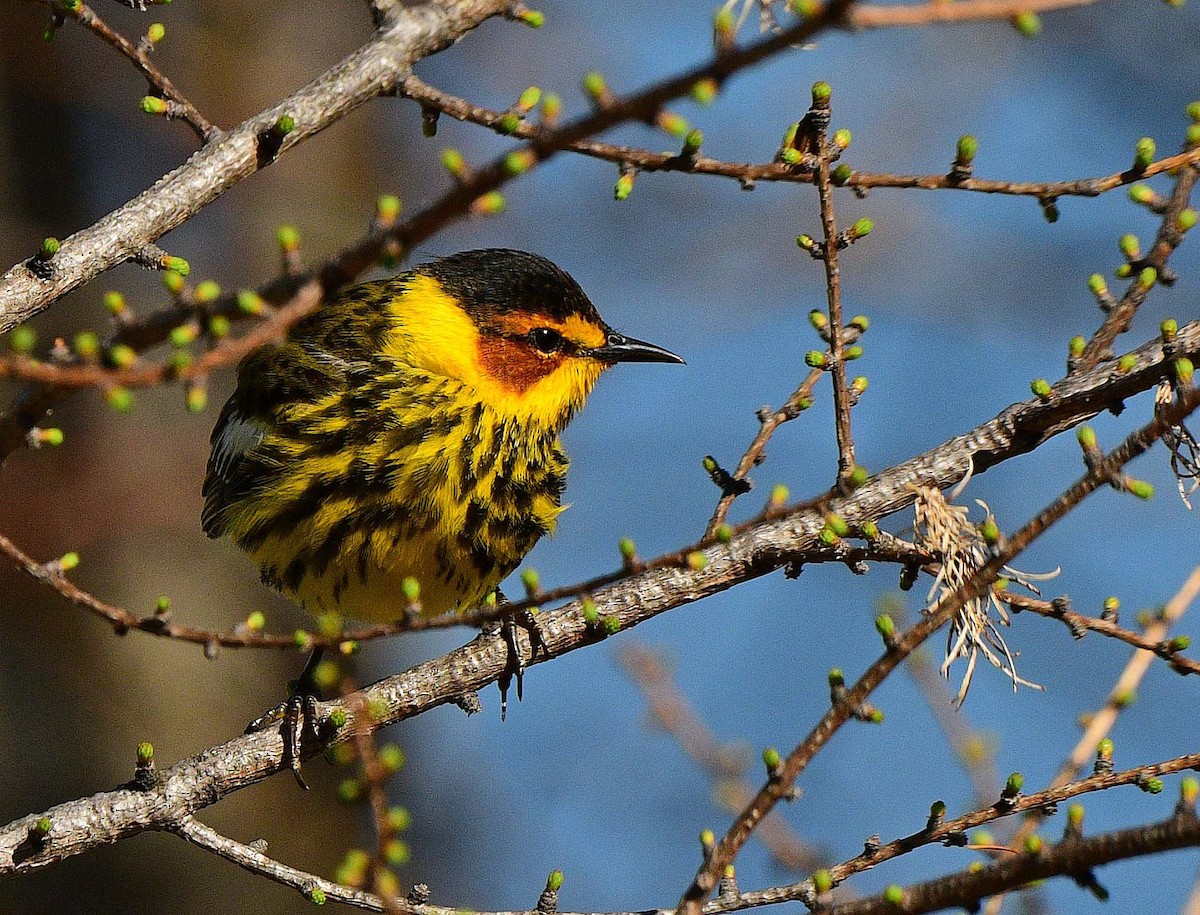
[529, 327, 564, 354]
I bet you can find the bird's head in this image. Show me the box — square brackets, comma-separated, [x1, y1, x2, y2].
[385, 249, 683, 430]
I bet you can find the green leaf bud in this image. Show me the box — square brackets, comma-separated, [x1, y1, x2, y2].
[33, 817, 52, 839]
[827, 668, 844, 688]
[851, 376, 868, 395]
[883, 886, 904, 905]
[832, 128, 851, 149]
[1125, 479, 1154, 500]
[582, 596, 599, 625]
[825, 513, 849, 537]
[1141, 777, 1164, 794]
[582, 72, 609, 102]
[1117, 353, 1138, 373]
[1128, 184, 1156, 206]
[686, 551, 708, 571]
[236, 290, 266, 315]
[762, 747, 781, 771]
[847, 465, 868, 488]
[1011, 10, 1041, 35]
[810, 81, 831, 105]
[103, 290, 128, 316]
[546, 870, 564, 892]
[440, 147, 466, 176]
[401, 576, 420, 601]
[1002, 772, 1024, 798]
[518, 86, 542, 113]
[1174, 357, 1194, 385]
[307, 887, 327, 905]
[275, 225, 300, 253]
[6, 325, 35, 355]
[1088, 273, 1108, 297]
[107, 343, 137, 368]
[692, 78, 719, 106]
[1024, 834, 1043, 853]
[1068, 335, 1086, 357]
[1030, 378, 1051, 400]
[184, 384, 206, 415]
[473, 191, 506, 214]
[146, 22, 165, 43]
[716, 524, 733, 544]
[1118, 233, 1140, 259]
[1076, 426, 1097, 449]
[58, 551, 80, 572]
[956, 134, 978, 165]
[681, 128, 703, 157]
[979, 517, 1000, 544]
[602, 613, 621, 635]
[1137, 266, 1157, 289]
[1180, 208, 1198, 231]
[812, 869, 833, 894]
[844, 345, 864, 360]
[141, 96, 169, 115]
[831, 163, 852, 185]
[137, 741, 155, 766]
[780, 147, 804, 165]
[378, 743, 405, 774]
[804, 351, 827, 368]
[1133, 136, 1155, 170]
[1181, 777, 1199, 804]
[503, 150, 535, 176]
[39, 237, 60, 260]
[496, 113, 521, 135]
[861, 519, 878, 539]
[850, 217, 873, 239]
[657, 110, 690, 138]
[875, 613, 895, 640]
[614, 171, 635, 201]
[515, 8, 544, 27]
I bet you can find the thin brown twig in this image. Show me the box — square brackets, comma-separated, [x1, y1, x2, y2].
[1077, 159, 1198, 371]
[811, 97, 857, 487]
[703, 370, 824, 540]
[38, 0, 217, 142]
[1002, 587, 1200, 675]
[676, 381, 1200, 915]
[400, 73, 1200, 202]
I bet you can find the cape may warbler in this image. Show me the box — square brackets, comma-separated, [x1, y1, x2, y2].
[203, 249, 682, 623]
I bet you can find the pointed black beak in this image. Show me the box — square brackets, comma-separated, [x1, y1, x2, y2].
[590, 331, 685, 365]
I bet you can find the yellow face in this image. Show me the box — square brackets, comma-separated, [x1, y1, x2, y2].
[384, 273, 610, 429]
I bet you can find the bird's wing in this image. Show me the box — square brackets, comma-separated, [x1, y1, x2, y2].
[201, 394, 268, 538]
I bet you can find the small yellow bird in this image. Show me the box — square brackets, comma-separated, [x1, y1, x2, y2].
[203, 249, 682, 627]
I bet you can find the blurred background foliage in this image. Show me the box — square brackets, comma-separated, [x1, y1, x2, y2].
[1, 1, 1198, 912]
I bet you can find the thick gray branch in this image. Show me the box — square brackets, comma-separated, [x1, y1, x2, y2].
[0, 321, 1195, 875]
[0, 0, 509, 335]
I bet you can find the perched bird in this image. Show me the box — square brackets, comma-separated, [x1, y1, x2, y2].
[203, 249, 683, 627]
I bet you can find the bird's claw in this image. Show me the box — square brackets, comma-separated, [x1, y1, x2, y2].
[246, 650, 325, 788]
[495, 607, 546, 721]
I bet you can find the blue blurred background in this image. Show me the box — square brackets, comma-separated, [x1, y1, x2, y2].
[1, 1, 1198, 912]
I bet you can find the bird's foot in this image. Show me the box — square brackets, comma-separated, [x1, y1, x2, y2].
[245, 649, 326, 789]
[493, 605, 547, 721]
